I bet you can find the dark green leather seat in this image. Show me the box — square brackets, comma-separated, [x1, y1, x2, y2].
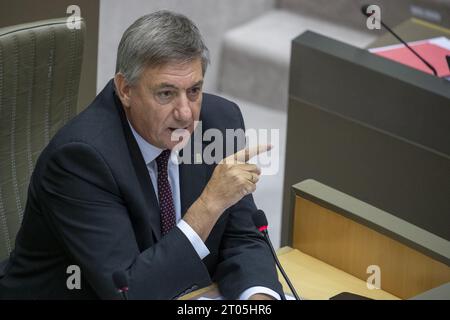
[0, 18, 85, 262]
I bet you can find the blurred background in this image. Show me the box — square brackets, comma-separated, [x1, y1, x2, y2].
[1, 0, 449, 249]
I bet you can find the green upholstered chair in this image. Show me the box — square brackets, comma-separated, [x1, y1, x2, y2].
[0, 17, 85, 261]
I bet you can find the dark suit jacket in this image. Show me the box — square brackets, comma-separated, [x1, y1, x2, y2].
[0, 80, 283, 299]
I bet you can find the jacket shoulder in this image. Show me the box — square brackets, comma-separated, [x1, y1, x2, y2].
[200, 93, 244, 131]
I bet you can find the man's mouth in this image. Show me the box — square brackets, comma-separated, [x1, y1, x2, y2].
[168, 126, 191, 145]
[169, 126, 189, 132]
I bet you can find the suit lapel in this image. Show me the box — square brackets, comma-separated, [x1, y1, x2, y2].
[113, 91, 162, 241]
[179, 137, 208, 217]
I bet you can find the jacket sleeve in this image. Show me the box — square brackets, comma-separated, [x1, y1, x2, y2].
[38, 142, 211, 299]
[211, 101, 284, 299]
[213, 194, 284, 299]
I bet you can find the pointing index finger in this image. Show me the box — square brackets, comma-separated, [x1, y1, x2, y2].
[224, 144, 273, 164]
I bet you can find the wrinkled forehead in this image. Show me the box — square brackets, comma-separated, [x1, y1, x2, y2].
[139, 59, 204, 90]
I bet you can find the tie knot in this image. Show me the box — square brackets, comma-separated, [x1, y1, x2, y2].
[156, 149, 171, 170]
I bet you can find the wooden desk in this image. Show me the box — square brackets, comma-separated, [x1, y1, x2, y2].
[182, 246, 399, 300]
[275, 247, 398, 300]
[291, 180, 450, 299]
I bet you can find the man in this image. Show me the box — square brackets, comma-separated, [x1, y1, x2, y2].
[0, 11, 283, 299]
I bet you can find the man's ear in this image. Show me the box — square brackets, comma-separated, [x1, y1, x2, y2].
[114, 73, 132, 108]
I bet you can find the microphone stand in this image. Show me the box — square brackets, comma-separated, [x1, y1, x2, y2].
[363, 5, 438, 77]
[379, 20, 438, 76]
[261, 230, 302, 300]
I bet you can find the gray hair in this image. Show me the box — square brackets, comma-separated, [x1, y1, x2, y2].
[116, 10, 210, 85]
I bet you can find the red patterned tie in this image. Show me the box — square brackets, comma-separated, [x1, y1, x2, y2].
[156, 150, 176, 235]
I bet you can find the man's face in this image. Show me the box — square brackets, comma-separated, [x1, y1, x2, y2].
[118, 58, 203, 150]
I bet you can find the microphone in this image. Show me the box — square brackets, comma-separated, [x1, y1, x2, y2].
[112, 270, 129, 300]
[361, 4, 438, 76]
[252, 209, 301, 300]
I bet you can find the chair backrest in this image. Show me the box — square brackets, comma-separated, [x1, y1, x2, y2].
[0, 17, 85, 261]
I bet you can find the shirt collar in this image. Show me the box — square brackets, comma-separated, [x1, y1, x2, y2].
[127, 120, 164, 165]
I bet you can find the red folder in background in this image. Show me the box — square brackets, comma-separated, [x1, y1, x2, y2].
[370, 37, 450, 78]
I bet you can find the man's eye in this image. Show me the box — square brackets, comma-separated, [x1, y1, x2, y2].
[155, 90, 175, 104]
[157, 91, 174, 99]
[187, 87, 201, 100]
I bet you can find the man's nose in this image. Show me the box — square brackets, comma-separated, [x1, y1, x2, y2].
[174, 94, 193, 121]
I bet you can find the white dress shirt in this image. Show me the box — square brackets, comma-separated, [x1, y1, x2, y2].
[128, 122, 279, 300]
